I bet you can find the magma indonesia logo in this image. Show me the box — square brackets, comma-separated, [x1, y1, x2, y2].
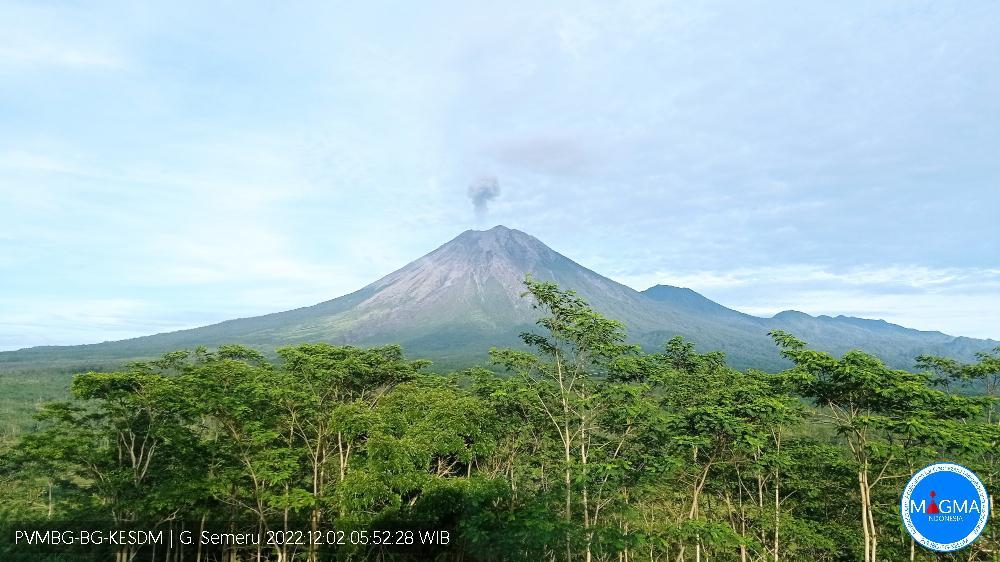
[901, 463, 991, 552]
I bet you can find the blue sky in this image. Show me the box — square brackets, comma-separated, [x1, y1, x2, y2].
[1, 1, 998, 350]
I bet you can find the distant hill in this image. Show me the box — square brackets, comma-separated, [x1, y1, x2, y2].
[1, 226, 995, 372]
[640, 284, 995, 370]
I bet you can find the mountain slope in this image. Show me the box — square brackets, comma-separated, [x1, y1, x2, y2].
[1, 227, 669, 369]
[2, 226, 996, 372]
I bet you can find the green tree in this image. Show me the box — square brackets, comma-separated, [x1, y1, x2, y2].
[638, 337, 802, 561]
[772, 331, 993, 562]
[14, 359, 202, 562]
[274, 343, 427, 561]
[490, 277, 642, 562]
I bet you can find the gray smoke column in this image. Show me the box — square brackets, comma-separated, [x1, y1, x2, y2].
[467, 176, 501, 216]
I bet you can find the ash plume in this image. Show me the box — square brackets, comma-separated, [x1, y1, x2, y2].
[468, 176, 501, 217]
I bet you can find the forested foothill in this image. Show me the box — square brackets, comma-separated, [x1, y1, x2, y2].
[2, 279, 998, 561]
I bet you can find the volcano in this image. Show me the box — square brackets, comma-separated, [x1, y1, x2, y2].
[2, 226, 995, 371]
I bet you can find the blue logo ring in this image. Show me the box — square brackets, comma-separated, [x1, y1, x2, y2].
[900, 462, 990, 552]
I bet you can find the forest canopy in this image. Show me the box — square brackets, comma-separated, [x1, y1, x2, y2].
[2, 279, 999, 562]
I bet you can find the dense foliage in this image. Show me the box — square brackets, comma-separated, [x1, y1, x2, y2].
[1, 279, 998, 561]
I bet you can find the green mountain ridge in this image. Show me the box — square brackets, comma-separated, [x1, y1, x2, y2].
[1, 225, 995, 372]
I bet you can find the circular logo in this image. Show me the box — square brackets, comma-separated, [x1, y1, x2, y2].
[901, 463, 990, 552]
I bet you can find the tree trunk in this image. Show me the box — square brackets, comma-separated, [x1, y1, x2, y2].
[859, 471, 870, 562]
[581, 420, 592, 562]
[310, 444, 322, 562]
[866, 471, 878, 561]
[859, 469, 878, 562]
[196, 514, 205, 562]
[773, 433, 781, 562]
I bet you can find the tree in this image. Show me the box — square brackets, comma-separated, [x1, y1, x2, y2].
[13, 358, 203, 562]
[917, 346, 1000, 422]
[274, 343, 427, 561]
[772, 331, 993, 562]
[640, 337, 801, 562]
[179, 346, 296, 562]
[490, 277, 642, 562]
[915, 347, 1000, 560]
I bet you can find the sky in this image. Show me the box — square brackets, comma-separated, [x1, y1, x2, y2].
[1, 1, 998, 351]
